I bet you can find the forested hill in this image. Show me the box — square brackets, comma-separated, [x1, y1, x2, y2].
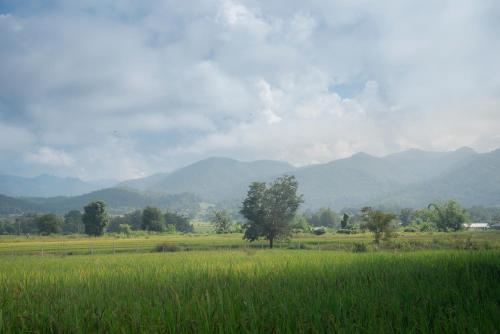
[0, 174, 115, 197]
[0, 188, 201, 215]
[120, 147, 500, 209]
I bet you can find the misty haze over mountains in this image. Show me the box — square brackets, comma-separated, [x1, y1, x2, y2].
[1, 147, 499, 214]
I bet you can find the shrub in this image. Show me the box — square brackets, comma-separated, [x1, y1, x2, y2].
[118, 224, 132, 236]
[154, 244, 180, 252]
[312, 227, 326, 235]
[352, 242, 367, 253]
[337, 229, 356, 234]
[463, 237, 478, 251]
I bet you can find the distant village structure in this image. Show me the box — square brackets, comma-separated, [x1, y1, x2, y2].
[465, 223, 489, 230]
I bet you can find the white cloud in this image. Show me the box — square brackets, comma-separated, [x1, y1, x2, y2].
[25, 147, 75, 167]
[0, 0, 499, 179]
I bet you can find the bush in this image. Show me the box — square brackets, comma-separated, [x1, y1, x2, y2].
[154, 243, 180, 252]
[118, 224, 132, 236]
[337, 229, 358, 234]
[352, 242, 367, 253]
[312, 227, 326, 235]
[404, 227, 417, 232]
[463, 237, 479, 250]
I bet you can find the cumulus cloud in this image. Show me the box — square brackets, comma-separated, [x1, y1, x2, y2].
[0, 0, 499, 179]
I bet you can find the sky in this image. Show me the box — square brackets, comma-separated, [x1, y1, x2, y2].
[0, 0, 499, 181]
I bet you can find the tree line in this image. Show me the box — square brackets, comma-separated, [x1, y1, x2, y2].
[0, 175, 495, 246]
[0, 202, 193, 236]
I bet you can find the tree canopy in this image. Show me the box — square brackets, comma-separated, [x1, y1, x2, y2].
[142, 206, 165, 232]
[63, 210, 83, 234]
[240, 175, 303, 248]
[164, 211, 193, 233]
[361, 207, 396, 243]
[82, 201, 108, 236]
[211, 210, 232, 234]
[37, 214, 63, 235]
[428, 200, 468, 231]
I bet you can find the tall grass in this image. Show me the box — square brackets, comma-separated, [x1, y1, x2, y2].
[0, 250, 498, 333]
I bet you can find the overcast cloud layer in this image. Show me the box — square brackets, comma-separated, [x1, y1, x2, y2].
[1, 0, 499, 180]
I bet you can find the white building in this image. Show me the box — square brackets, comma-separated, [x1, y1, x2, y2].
[465, 223, 489, 230]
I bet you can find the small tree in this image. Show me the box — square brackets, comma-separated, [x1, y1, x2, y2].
[240, 175, 303, 248]
[82, 201, 108, 236]
[211, 210, 232, 234]
[118, 224, 132, 236]
[428, 200, 468, 232]
[142, 207, 165, 232]
[361, 207, 396, 244]
[37, 214, 63, 235]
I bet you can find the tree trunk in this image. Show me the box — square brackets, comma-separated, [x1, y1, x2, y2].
[269, 238, 274, 249]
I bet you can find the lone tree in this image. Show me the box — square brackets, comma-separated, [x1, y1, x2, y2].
[142, 207, 165, 232]
[37, 214, 63, 235]
[428, 200, 468, 231]
[82, 201, 108, 236]
[361, 207, 396, 244]
[211, 210, 232, 234]
[240, 175, 303, 248]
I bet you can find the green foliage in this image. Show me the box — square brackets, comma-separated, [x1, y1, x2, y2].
[164, 211, 193, 233]
[352, 242, 368, 252]
[63, 210, 83, 234]
[291, 214, 311, 233]
[307, 208, 337, 227]
[142, 207, 165, 232]
[82, 201, 109, 236]
[399, 208, 414, 226]
[118, 224, 132, 236]
[36, 214, 63, 235]
[241, 175, 303, 248]
[337, 229, 358, 234]
[428, 200, 468, 231]
[361, 207, 397, 243]
[108, 210, 143, 233]
[15, 214, 39, 234]
[164, 224, 176, 233]
[340, 213, 349, 229]
[312, 227, 326, 235]
[211, 210, 232, 234]
[0, 218, 17, 234]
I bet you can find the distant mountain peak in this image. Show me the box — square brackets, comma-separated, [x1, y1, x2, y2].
[453, 146, 476, 154]
[350, 152, 375, 159]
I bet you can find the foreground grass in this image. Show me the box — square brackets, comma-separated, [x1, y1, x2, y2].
[0, 250, 499, 333]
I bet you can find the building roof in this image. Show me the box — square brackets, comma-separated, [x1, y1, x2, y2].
[466, 223, 489, 228]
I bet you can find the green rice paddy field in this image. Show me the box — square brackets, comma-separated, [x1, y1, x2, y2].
[0, 234, 499, 333]
[0, 231, 499, 255]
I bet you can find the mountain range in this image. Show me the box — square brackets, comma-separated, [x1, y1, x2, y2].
[1, 147, 499, 214]
[0, 174, 115, 197]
